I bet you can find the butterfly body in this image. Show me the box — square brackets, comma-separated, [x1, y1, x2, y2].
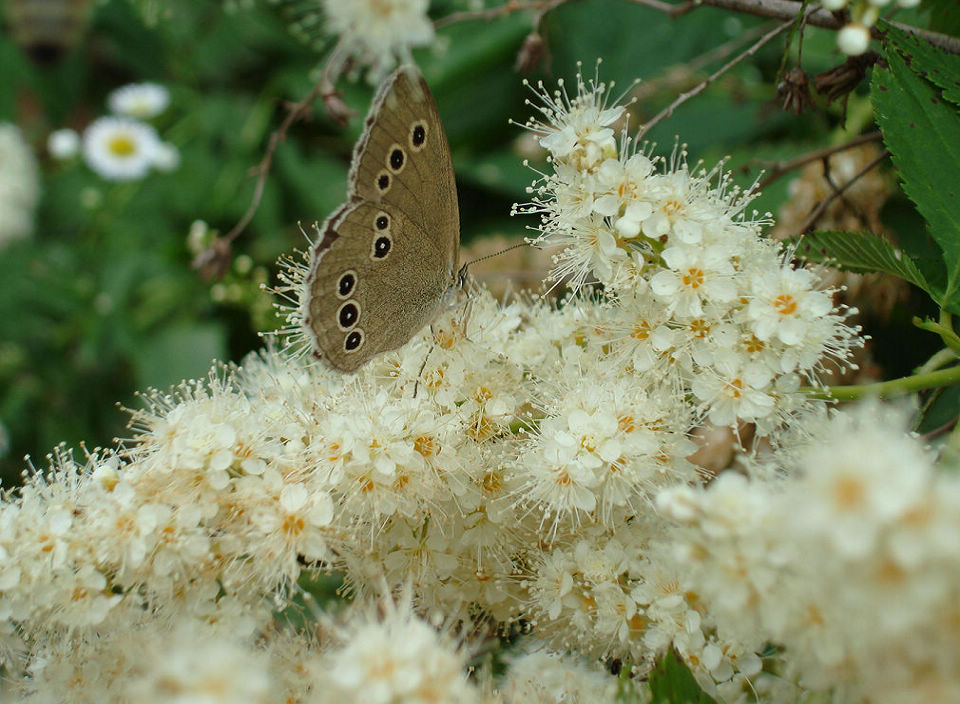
[303, 67, 460, 372]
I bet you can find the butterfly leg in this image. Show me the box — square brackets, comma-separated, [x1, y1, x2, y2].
[413, 328, 438, 399]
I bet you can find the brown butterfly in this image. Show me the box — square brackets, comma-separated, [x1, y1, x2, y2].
[303, 67, 463, 372]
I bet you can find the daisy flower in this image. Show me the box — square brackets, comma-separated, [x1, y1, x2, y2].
[82, 116, 161, 181]
[107, 82, 170, 119]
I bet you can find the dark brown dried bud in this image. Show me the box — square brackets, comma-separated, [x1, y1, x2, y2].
[192, 236, 232, 281]
[514, 32, 545, 74]
[776, 66, 814, 115]
[814, 51, 880, 104]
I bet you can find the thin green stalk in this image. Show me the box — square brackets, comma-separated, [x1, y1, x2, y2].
[914, 311, 960, 356]
[804, 365, 960, 401]
[916, 347, 959, 375]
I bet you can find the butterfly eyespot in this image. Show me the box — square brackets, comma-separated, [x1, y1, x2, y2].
[374, 213, 390, 230]
[388, 145, 405, 173]
[344, 329, 364, 353]
[410, 121, 427, 151]
[371, 234, 392, 260]
[376, 171, 391, 192]
[336, 270, 357, 299]
[337, 301, 360, 330]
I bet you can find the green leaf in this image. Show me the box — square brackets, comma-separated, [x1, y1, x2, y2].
[916, 385, 960, 434]
[872, 26, 960, 312]
[648, 650, 717, 704]
[790, 229, 930, 291]
[882, 21, 960, 107]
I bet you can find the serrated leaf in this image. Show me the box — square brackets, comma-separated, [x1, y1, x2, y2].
[882, 21, 960, 107]
[872, 32, 960, 313]
[790, 229, 930, 291]
[649, 650, 717, 704]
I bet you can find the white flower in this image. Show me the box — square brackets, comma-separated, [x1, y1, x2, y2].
[650, 243, 737, 317]
[47, 128, 80, 158]
[522, 70, 624, 170]
[82, 116, 162, 181]
[787, 403, 932, 557]
[501, 647, 622, 703]
[150, 141, 180, 171]
[745, 266, 832, 345]
[107, 82, 170, 119]
[692, 354, 775, 426]
[319, 595, 480, 704]
[837, 23, 871, 56]
[0, 123, 39, 247]
[323, 0, 434, 83]
[123, 621, 272, 704]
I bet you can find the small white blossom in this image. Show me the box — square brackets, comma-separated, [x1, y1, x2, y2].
[82, 116, 162, 181]
[107, 82, 170, 119]
[47, 128, 80, 159]
[150, 141, 180, 171]
[323, 0, 434, 83]
[0, 123, 39, 247]
[317, 595, 480, 704]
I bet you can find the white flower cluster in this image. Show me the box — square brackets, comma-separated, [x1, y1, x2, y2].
[518, 70, 861, 432]
[48, 82, 179, 181]
[822, 0, 922, 55]
[0, 123, 39, 248]
[3, 70, 924, 702]
[658, 402, 960, 703]
[323, 0, 434, 83]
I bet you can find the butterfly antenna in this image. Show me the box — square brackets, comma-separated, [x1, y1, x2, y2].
[463, 241, 530, 270]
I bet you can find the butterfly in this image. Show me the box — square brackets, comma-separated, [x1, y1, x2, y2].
[302, 67, 463, 372]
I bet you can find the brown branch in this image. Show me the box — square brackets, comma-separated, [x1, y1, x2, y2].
[754, 131, 883, 190]
[797, 148, 889, 234]
[637, 14, 798, 140]
[192, 54, 347, 279]
[434, 0, 546, 29]
[627, 0, 960, 55]
[630, 21, 772, 104]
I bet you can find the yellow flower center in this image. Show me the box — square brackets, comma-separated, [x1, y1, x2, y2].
[724, 378, 744, 399]
[663, 199, 683, 217]
[108, 135, 137, 157]
[631, 321, 651, 340]
[689, 318, 710, 338]
[681, 268, 705, 289]
[414, 435, 437, 457]
[774, 293, 798, 316]
[743, 335, 765, 354]
[832, 475, 865, 509]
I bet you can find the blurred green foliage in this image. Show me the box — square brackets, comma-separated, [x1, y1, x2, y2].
[0, 0, 934, 482]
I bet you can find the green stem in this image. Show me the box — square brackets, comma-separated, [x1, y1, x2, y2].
[805, 365, 960, 401]
[916, 347, 959, 375]
[914, 311, 960, 355]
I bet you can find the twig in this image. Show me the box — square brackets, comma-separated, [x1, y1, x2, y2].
[753, 131, 882, 190]
[630, 21, 773, 104]
[434, 0, 545, 29]
[192, 53, 346, 278]
[627, 0, 960, 55]
[637, 15, 799, 140]
[797, 148, 889, 233]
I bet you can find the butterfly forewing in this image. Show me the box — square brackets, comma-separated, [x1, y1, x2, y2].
[304, 67, 461, 372]
[350, 68, 459, 262]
